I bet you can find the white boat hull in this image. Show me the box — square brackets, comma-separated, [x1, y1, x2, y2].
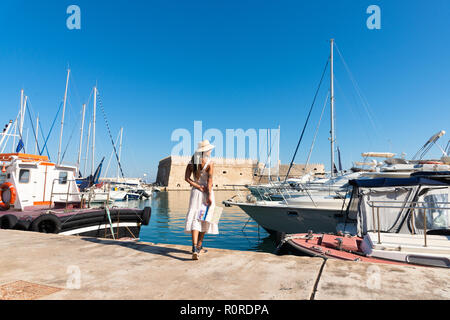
[227, 200, 346, 234]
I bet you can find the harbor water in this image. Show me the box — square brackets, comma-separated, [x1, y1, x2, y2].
[116, 191, 277, 253]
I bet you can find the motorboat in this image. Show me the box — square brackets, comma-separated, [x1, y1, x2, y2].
[277, 173, 450, 268]
[227, 144, 450, 237]
[224, 193, 348, 235]
[0, 153, 151, 239]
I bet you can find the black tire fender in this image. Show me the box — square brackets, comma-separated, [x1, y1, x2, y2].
[30, 214, 62, 234]
[275, 231, 286, 246]
[0, 214, 18, 229]
[141, 207, 151, 225]
[15, 219, 31, 231]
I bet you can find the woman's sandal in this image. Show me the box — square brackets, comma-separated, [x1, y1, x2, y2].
[197, 245, 207, 254]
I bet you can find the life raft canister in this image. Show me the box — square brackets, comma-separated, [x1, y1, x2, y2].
[0, 182, 17, 211]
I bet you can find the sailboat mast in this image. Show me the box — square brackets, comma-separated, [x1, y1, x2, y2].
[13, 89, 24, 152]
[84, 121, 91, 177]
[22, 95, 28, 139]
[330, 39, 335, 178]
[34, 115, 39, 154]
[77, 103, 86, 171]
[91, 86, 97, 176]
[20, 90, 26, 138]
[117, 127, 123, 180]
[58, 68, 70, 164]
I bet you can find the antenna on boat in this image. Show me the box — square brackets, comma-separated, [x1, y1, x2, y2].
[330, 39, 336, 178]
[58, 68, 70, 164]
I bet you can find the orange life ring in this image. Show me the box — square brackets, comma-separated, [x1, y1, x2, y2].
[0, 182, 17, 211]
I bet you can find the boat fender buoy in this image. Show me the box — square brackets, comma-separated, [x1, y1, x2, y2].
[0, 214, 18, 229]
[141, 207, 151, 225]
[0, 182, 17, 211]
[29, 214, 62, 234]
[15, 219, 31, 231]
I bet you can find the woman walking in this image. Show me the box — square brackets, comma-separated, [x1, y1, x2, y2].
[184, 140, 218, 260]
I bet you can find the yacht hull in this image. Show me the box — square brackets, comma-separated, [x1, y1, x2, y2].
[229, 201, 345, 234]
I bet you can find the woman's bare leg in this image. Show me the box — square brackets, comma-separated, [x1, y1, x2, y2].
[191, 230, 199, 248]
[197, 232, 206, 250]
[191, 230, 201, 260]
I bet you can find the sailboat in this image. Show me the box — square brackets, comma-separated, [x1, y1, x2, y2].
[0, 73, 151, 239]
[224, 39, 352, 235]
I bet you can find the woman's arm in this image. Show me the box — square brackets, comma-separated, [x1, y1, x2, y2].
[206, 162, 214, 205]
[185, 164, 205, 191]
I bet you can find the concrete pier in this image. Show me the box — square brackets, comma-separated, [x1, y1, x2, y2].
[0, 229, 449, 300]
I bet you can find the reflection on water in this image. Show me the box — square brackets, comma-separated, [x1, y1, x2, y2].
[112, 191, 277, 253]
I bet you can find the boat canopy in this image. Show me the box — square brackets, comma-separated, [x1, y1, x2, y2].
[349, 176, 450, 188]
[347, 176, 450, 237]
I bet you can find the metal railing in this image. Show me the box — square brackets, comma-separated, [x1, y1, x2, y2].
[224, 183, 320, 207]
[48, 179, 112, 210]
[368, 200, 450, 248]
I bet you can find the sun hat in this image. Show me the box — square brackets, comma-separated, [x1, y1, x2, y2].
[196, 140, 215, 153]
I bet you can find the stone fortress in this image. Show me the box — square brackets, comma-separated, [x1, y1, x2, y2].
[156, 156, 325, 190]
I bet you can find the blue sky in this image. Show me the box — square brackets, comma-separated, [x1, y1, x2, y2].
[1, 1, 449, 181]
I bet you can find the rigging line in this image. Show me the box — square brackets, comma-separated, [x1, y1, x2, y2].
[60, 115, 80, 163]
[335, 45, 379, 139]
[333, 42, 381, 138]
[16, 117, 26, 154]
[60, 98, 82, 163]
[26, 97, 51, 158]
[333, 75, 374, 147]
[68, 71, 84, 110]
[96, 91, 125, 178]
[284, 56, 329, 182]
[40, 101, 63, 159]
[24, 98, 41, 155]
[1, 111, 21, 153]
[38, 119, 51, 159]
[305, 91, 329, 167]
[103, 130, 121, 178]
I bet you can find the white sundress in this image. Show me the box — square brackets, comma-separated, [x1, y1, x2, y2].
[184, 159, 219, 235]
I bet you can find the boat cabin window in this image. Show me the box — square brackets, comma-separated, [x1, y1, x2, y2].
[0, 173, 6, 184]
[19, 169, 30, 183]
[59, 171, 68, 184]
[414, 193, 450, 230]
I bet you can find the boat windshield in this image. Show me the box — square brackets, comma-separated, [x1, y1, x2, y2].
[414, 192, 450, 230]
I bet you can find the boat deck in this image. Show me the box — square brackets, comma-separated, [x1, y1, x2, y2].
[0, 205, 141, 220]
